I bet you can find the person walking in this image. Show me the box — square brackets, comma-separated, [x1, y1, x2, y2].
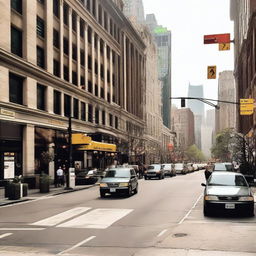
[56, 166, 64, 187]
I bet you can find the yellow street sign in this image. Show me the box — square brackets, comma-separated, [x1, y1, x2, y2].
[207, 66, 216, 79]
[219, 43, 230, 51]
[240, 98, 254, 115]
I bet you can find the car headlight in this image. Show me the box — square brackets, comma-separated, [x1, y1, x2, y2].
[100, 183, 108, 187]
[238, 196, 254, 202]
[156, 170, 161, 173]
[119, 182, 129, 187]
[205, 195, 218, 201]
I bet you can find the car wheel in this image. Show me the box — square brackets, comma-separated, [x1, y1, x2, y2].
[127, 186, 132, 197]
[162, 174, 165, 179]
[100, 191, 106, 198]
[134, 184, 138, 194]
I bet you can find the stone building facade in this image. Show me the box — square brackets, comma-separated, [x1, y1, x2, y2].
[0, 0, 146, 183]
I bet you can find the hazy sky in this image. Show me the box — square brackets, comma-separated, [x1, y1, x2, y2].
[143, 0, 234, 110]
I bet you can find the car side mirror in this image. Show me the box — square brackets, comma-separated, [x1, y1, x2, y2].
[201, 183, 206, 187]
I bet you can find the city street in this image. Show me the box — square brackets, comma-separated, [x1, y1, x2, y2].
[0, 171, 255, 256]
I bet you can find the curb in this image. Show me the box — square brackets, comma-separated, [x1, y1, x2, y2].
[0, 184, 98, 207]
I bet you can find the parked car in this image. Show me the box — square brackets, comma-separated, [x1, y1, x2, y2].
[201, 171, 254, 217]
[174, 163, 188, 175]
[75, 168, 99, 185]
[193, 163, 199, 171]
[187, 163, 194, 173]
[144, 164, 165, 180]
[213, 162, 234, 172]
[99, 167, 138, 197]
[162, 163, 176, 177]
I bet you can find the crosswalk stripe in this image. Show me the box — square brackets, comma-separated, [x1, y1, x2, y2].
[0, 233, 12, 239]
[57, 208, 133, 229]
[31, 207, 91, 227]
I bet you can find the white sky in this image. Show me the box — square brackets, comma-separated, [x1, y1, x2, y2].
[143, 0, 234, 110]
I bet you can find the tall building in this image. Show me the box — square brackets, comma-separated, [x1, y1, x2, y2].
[145, 14, 172, 128]
[0, 0, 146, 184]
[187, 84, 205, 150]
[172, 108, 195, 151]
[215, 71, 236, 133]
[123, 0, 145, 24]
[230, 1, 256, 167]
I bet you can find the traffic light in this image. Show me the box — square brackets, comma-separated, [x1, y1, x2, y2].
[181, 98, 185, 108]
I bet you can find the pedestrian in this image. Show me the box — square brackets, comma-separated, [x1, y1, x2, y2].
[56, 166, 64, 187]
[204, 167, 211, 181]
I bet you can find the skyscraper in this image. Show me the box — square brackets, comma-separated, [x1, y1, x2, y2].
[145, 14, 172, 128]
[123, 0, 145, 24]
[187, 84, 205, 150]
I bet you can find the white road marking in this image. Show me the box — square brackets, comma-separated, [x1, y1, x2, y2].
[157, 229, 168, 237]
[178, 193, 203, 225]
[57, 208, 133, 229]
[31, 207, 91, 227]
[0, 233, 12, 239]
[57, 236, 96, 255]
[0, 228, 45, 231]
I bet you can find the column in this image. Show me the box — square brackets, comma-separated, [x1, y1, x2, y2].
[46, 86, 54, 114]
[60, 92, 64, 116]
[91, 31, 95, 95]
[97, 37, 101, 97]
[0, 66, 9, 102]
[24, 0, 37, 64]
[68, 7, 72, 83]
[0, 0, 10, 51]
[85, 102, 88, 122]
[59, 0, 64, 79]
[103, 42, 107, 100]
[24, 77, 37, 109]
[123, 34, 127, 110]
[76, 16, 81, 87]
[23, 125, 35, 176]
[46, 0, 53, 73]
[110, 48, 113, 104]
[84, 24, 88, 91]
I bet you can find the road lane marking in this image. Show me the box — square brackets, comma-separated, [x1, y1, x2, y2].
[157, 229, 168, 237]
[0, 233, 12, 239]
[0, 228, 45, 231]
[57, 236, 96, 255]
[57, 208, 133, 229]
[30, 207, 91, 227]
[178, 193, 203, 225]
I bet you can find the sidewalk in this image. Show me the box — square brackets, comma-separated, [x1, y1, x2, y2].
[0, 183, 98, 207]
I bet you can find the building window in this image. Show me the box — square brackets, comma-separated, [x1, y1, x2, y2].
[104, 11, 108, 30]
[95, 108, 99, 124]
[11, 0, 22, 14]
[95, 62, 98, 75]
[72, 71, 77, 85]
[53, 90, 61, 115]
[37, 46, 45, 68]
[72, 44, 77, 60]
[80, 19, 84, 38]
[63, 3, 69, 25]
[100, 64, 104, 80]
[98, 5, 102, 25]
[53, 29, 59, 48]
[100, 87, 104, 98]
[80, 50, 85, 66]
[94, 84, 98, 97]
[53, 59, 60, 77]
[92, 0, 96, 17]
[73, 98, 79, 119]
[109, 113, 113, 127]
[11, 26, 23, 57]
[81, 102, 85, 121]
[86, 0, 91, 12]
[63, 65, 69, 81]
[80, 76, 85, 87]
[63, 37, 69, 55]
[88, 80, 92, 93]
[88, 55, 92, 70]
[37, 84, 46, 111]
[64, 94, 71, 117]
[37, 16, 45, 38]
[107, 92, 110, 103]
[88, 26, 92, 43]
[102, 110, 105, 125]
[53, 0, 59, 18]
[72, 11, 77, 32]
[38, 0, 45, 5]
[88, 104, 93, 122]
[115, 116, 118, 129]
[107, 70, 110, 83]
[9, 73, 23, 105]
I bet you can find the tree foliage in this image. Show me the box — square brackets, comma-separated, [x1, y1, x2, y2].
[185, 144, 205, 162]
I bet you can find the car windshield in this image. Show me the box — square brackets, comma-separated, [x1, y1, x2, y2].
[175, 164, 183, 169]
[208, 174, 248, 187]
[105, 169, 130, 178]
[148, 165, 161, 169]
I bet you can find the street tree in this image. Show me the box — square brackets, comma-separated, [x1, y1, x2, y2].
[185, 144, 206, 162]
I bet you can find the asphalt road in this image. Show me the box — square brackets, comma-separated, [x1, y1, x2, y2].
[0, 170, 255, 256]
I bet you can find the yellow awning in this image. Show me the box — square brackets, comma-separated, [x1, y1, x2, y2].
[77, 141, 116, 152]
[72, 134, 92, 145]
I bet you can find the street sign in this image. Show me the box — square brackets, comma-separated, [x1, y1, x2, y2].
[240, 99, 254, 115]
[207, 66, 216, 79]
[219, 43, 230, 51]
[204, 33, 230, 44]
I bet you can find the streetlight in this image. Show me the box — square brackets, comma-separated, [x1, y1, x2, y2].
[65, 116, 73, 190]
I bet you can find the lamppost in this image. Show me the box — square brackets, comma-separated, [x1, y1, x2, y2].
[65, 116, 73, 190]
